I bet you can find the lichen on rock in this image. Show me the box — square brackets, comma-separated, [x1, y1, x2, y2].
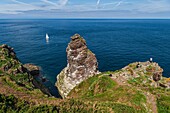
[56, 34, 99, 98]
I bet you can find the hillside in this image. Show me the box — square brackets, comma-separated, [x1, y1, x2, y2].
[1, 34, 170, 113]
[68, 64, 170, 113]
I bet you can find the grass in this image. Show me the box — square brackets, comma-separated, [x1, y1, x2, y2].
[111, 103, 136, 113]
[157, 94, 170, 113]
[1, 76, 15, 87]
[1, 94, 133, 113]
[69, 74, 117, 98]
[1, 67, 169, 113]
[0, 60, 7, 67]
[128, 63, 137, 70]
[1, 44, 170, 113]
[0, 70, 3, 75]
[69, 74, 148, 112]
[128, 75, 152, 86]
[0, 47, 33, 89]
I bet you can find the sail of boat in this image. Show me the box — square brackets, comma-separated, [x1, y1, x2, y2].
[46, 33, 49, 42]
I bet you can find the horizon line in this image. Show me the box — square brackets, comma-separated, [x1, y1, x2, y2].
[0, 18, 170, 20]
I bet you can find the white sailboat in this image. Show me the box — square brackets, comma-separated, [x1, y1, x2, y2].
[46, 33, 49, 42]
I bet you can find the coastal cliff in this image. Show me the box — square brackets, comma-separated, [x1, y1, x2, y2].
[0, 44, 51, 96]
[68, 62, 170, 113]
[56, 34, 99, 98]
[0, 35, 170, 112]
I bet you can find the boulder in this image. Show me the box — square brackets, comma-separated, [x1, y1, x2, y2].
[23, 64, 40, 76]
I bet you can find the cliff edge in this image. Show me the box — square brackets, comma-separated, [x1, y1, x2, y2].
[0, 44, 51, 96]
[1, 38, 170, 112]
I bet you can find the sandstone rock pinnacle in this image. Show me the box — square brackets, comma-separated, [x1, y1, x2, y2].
[56, 34, 99, 98]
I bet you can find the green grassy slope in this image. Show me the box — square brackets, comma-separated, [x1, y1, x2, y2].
[1, 44, 170, 113]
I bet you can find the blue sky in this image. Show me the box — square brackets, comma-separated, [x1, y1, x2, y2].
[0, 0, 170, 18]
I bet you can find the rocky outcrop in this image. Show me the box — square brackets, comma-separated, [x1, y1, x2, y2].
[0, 44, 16, 59]
[23, 63, 52, 96]
[108, 61, 164, 87]
[23, 64, 40, 76]
[0, 44, 27, 75]
[0, 44, 40, 77]
[0, 44, 52, 96]
[56, 34, 99, 98]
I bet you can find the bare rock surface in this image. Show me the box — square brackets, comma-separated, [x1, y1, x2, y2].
[56, 34, 99, 98]
[23, 64, 40, 76]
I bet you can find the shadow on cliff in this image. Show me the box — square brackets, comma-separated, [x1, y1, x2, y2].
[34, 70, 62, 98]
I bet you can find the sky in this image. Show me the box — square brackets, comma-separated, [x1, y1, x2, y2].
[0, 0, 170, 18]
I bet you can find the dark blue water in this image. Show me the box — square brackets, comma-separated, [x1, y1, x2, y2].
[0, 19, 170, 85]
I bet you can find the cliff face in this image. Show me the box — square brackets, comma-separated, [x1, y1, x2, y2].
[56, 34, 99, 98]
[0, 44, 51, 96]
[0, 44, 27, 76]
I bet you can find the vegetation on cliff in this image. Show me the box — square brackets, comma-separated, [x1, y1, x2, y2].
[1, 34, 170, 113]
[69, 77, 169, 113]
[0, 44, 33, 88]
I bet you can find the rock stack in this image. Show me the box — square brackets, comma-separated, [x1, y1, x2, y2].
[56, 34, 99, 98]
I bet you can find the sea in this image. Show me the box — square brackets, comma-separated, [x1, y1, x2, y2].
[0, 19, 170, 96]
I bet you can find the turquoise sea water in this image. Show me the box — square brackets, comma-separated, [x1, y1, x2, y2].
[0, 19, 170, 95]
